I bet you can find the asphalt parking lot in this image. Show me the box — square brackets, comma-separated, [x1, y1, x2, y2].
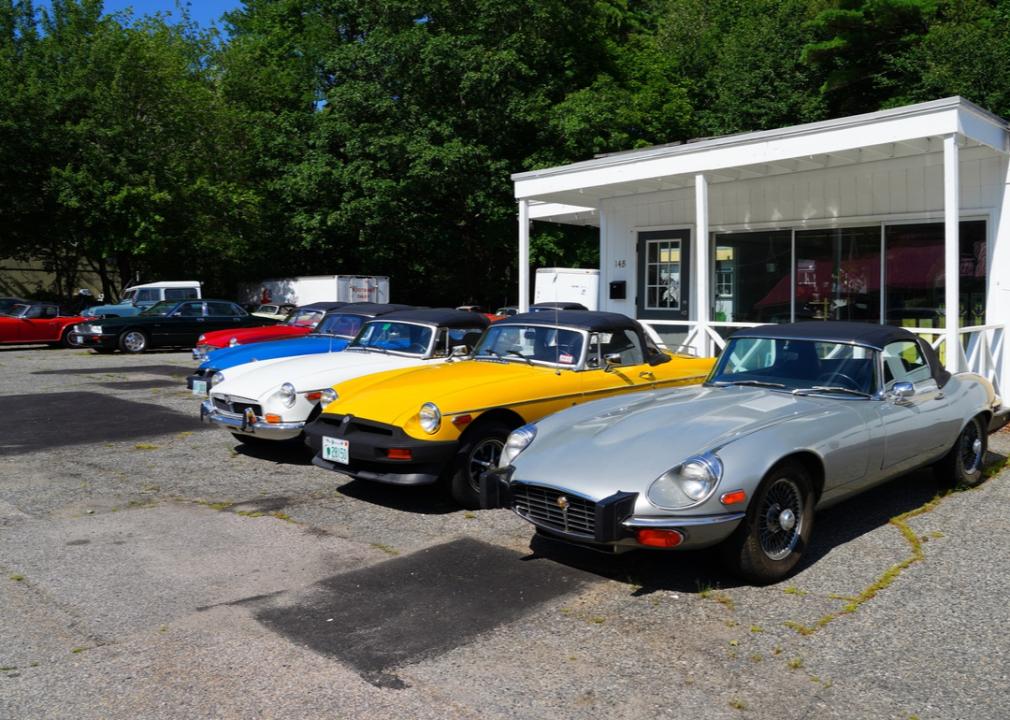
[2, 346, 1009, 719]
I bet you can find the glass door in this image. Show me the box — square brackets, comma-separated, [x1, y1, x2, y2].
[636, 229, 690, 321]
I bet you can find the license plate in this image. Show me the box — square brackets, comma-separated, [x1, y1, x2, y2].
[322, 436, 349, 464]
[192, 379, 207, 396]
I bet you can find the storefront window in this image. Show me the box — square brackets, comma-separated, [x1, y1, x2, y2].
[884, 221, 986, 329]
[794, 227, 881, 323]
[712, 231, 791, 323]
[644, 238, 682, 310]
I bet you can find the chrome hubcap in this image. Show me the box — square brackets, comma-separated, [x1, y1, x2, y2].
[759, 478, 803, 561]
[467, 438, 504, 491]
[124, 332, 145, 352]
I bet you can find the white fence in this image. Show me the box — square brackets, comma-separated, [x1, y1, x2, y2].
[640, 319, 1007, 394]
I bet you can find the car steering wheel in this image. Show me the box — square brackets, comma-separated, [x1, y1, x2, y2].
[815, 371, 861, 390]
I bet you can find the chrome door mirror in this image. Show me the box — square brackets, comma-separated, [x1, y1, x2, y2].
[450, 344, 469, 358]
[603, 352, 622, 372]
[888, 381, 915, 402]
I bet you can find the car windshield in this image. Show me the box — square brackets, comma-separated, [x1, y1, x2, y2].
[139, 301, 177, 317]
[314, 313, 366, 338]
[708, 337, 876, 395]
[348, 321, 433, 355]
[121, 289, 136, 303]
[284, 309, 324, 327]
[473, 324, 585, 367]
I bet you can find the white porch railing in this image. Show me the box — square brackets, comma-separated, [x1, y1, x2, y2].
[640, 320, 1007, 394]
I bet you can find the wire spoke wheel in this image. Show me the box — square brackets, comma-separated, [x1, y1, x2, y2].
[467, 437, 504, 492]
[959, 421, 983, 474]
[757, 477, 803, 561]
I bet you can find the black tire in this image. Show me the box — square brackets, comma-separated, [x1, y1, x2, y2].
[58, 326, 74, 348]
[449, 420, 514, 509]
[934, 415, 987, 488]
[118, 329, 148, 354]
[719, 459, 815, 585]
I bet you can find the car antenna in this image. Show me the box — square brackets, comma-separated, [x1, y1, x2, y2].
[554, 304, 562, 376]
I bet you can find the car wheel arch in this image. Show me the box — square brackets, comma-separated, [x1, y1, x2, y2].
[769, 450, 825, 504]
[458, 407, 525, 443]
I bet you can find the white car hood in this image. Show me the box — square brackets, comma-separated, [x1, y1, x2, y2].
[212, 349, 434, 403]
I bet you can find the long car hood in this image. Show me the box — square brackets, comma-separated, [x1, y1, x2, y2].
[201, 335, 351, 372]
[212, 349, 429, 402]
[322, 360, 588, 428]
[203, 325, 309, 347]
[513, 386, 834, 500]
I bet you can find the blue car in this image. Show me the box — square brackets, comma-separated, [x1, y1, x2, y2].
[186, 303, 412, 394]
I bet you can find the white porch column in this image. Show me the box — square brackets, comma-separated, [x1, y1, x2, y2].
[518, 199, 530, 313]
[694, 173, 711, 356]
[944, 134, 961, 372]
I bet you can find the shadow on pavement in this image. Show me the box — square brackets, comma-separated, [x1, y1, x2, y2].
[336, 478, 457, 515]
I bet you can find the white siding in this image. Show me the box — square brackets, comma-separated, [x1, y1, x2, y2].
[598, 152, 1007, 317]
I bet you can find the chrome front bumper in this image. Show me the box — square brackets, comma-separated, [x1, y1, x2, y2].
[199, 399, 305, 439]
[192, 347, 209, 361]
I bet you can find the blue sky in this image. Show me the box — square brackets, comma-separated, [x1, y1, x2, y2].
[37, 1, 242, 28]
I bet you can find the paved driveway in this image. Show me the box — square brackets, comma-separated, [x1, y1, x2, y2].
[1, 347, 1008, 719]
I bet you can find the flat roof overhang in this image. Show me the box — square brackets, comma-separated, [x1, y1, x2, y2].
[513, 97, 1010, 218]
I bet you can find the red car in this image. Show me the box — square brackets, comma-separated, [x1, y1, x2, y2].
[0, 300, 85, 347]
[192, 301, 346, 360]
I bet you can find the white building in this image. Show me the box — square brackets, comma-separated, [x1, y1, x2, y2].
[512, 96, 1008, 392]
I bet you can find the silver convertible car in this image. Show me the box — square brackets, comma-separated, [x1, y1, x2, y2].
[480, 322, 1004, 584]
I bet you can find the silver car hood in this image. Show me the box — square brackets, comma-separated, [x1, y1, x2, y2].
[513, 385, 834, 500]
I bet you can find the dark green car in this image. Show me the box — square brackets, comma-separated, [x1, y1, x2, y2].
[68, 299, 277, 354]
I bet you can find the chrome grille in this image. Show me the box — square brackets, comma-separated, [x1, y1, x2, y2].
[513, 484, 596, 538]
[213, 397, 262, 417]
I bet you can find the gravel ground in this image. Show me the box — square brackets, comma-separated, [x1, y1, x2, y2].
[1, 345, 1009, 719]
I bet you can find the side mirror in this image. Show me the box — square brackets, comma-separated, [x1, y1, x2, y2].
[648, 351, 672, 367]
[889, 381, 915, 402]
[450, 345, 470, 358]
[603, 353, 622, 372]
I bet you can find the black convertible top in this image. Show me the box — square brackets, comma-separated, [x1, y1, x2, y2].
[529, 301, 589, 311]
[373, 308, 490, 329]
[300, 301, 347, 312]
[334, 302, 414, 317]
[499, 310, 639, 333]
[731, 321, 920, 350]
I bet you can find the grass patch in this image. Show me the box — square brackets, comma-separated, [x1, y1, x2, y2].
[713, 592, 736, 610]
[270, 511, 293, 522]
[70, 647, 87, 654]
[194, 499, 232, 511]
[729, 698, 747, 711]
[463, 511, 477, 520]
[133, 443, 159, 451]
[749, 625, 764, 633]
[787, 657, 804, 670]
[782, 585, 807, 596]
[589, 616, 606, 625]
[9, 574, 24, 582]
[370, 542, 399, 557]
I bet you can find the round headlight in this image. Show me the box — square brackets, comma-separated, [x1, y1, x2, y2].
[500, 424, 537, 467]
[319, 388, 338, 405]
[647, 453, 723, 510]
[419, 402, 441, 434]
[210, 372, 225, 387]
[279, 382, 297, 408]
[228, 337, 240, 347]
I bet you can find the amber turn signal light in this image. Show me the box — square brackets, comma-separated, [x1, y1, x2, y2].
[720, 490, 747, 505]
[264, 414, 282, 424]
[635, 529, 684, 548]
[451, 414, 473, 429]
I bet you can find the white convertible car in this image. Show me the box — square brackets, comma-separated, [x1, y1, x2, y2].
[200, 309, 489, 444]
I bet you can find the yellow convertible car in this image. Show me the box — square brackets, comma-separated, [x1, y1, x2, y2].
[304, 311, 715, 507]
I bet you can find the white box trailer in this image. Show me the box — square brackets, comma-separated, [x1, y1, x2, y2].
[241, 275, 390, 306]
[533, 268, 599, 310]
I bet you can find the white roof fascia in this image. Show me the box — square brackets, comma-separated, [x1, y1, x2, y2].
[514, 97, 1009, 200]
[527, 202, 597, 220]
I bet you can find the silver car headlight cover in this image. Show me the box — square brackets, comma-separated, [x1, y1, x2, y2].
[500, 424, 536, 467]
[210, 372, 225, 387]
[278, 382, 297, 408]
[647, 452, 723, 510]
[419, 402, 441, 434]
